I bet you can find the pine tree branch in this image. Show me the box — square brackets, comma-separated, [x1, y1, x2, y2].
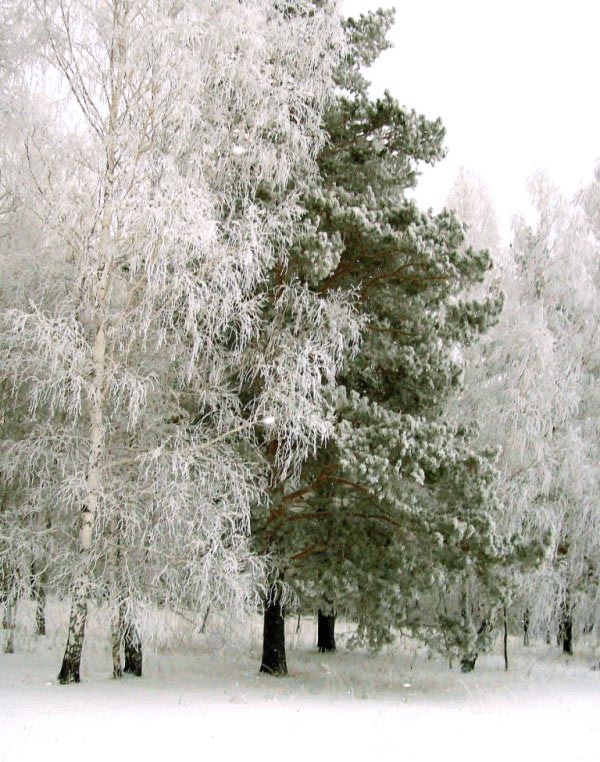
[369, 325, 416, 337]
[284, 510, 333, 522]
[281, 462, 340, 504]
[329, 477, 369, 493]
[320, 259, 354, 294]
[359, 261, 417, 301]
[289, 543, 327, 562]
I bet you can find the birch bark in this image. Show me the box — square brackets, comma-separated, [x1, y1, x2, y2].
[58, 5, 123, 682]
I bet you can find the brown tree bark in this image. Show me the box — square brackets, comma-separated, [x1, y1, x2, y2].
[317, 608, 336, 652]
[260, 582, 287, 676]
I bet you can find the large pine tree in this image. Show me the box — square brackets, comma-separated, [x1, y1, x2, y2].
[252, 8, 507, 674]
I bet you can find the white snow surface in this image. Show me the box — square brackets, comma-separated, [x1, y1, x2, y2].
[2, 602, 600, 762]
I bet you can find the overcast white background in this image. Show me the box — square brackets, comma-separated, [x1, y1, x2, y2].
[342, 0, 600, 240]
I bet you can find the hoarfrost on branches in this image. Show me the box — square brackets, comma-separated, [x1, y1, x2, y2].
[0, 0, 354, 678]
[452, 170, 600, 643]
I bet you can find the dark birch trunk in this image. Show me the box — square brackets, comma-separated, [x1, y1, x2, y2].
[58, 575, 89, 684]
[523, 608, 530, 647]
[31, 559, 47, 637]
[110, 593, 142, 678]
[260, 583, 287, 676]
[108, 520, 124, 679]
[560, 612, 573, 655]
[111, 602, 123, 679]
[32, 507, 50, 637]
[35, 585, 46, 637]
[123, 618, 143, 676]
[503, 606, 508, 671]
[317, 609, 336, 652]
[559, 593, 574, 655]
[200, 605, 211, 634]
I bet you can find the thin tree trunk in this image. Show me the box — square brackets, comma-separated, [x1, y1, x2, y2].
[111, 601, 123, 679]
[123, 615, 143, 676]
[439, 594, 454, 668]
[31, 558, 47, 637]
[200, 605, 211, 634]
[260, 582, 287, 676]
[2, 587, 17, 654]
[32, 505, 51, 636]
[503, 606, 509, 671]
[559, 593, 574, 655]
[34, 578, 46, 636]
[35, 591, 46, 637]
[459, 574, 477, 673]
[523, 607, 530, 647]
[108, 518, 124, 679]
[317, 608, 336, 652]
[561, 612, 573, 655]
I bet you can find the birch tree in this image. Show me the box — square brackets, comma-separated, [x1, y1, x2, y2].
[529, 174, 600, 648]
[0, 0, 350, 682]
[455, 171, 600, 652]
[0, 6, 52, 650]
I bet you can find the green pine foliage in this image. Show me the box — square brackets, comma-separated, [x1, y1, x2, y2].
[252, 8, 511, 662]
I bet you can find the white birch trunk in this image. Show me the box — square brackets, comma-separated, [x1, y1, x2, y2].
[58, 5, 123, 682]
[108, 517, 124, 678]
[57, 277, 109, 683]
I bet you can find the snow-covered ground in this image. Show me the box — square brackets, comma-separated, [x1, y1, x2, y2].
[2, 601, 600, 762]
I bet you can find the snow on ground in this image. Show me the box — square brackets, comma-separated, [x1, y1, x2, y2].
[2, 601, 600, 762]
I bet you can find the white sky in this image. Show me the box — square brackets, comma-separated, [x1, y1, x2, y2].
[341, 0, 600, 241]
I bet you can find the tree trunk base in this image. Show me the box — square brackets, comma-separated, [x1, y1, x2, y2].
[259, 663, 288, 675]
[4, 634, 15, 655]
[124, 629, 143, 677]
[503, 619, 509, 671]
[560, 613, 573, 655]
[57, 581, 88, 685]
[460, 655, 477, 673]
[36, 612, 46, 637]
[2, 592, 17, 654]
[32, 567, 47, 636]
[317, 609, 336, 653]
[260, 586, 287, 676]
[111, 624, 123, 679]
[58, 657, 81, 684]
